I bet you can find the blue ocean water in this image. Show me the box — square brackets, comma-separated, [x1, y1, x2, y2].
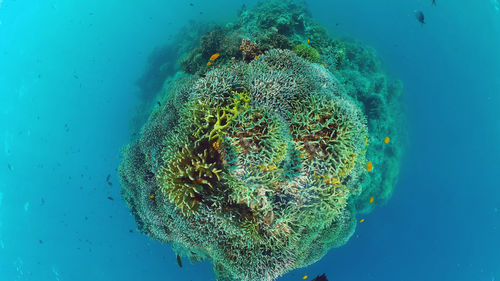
[0, 0, 499, 280]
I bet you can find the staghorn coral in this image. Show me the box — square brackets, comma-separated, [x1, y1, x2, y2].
[122, 0, 405, 280]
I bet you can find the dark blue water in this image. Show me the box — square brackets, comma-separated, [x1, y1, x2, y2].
[1, 0, 499, 280]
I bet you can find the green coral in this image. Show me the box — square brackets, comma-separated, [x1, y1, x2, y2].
[156, 89, 250, 216]
[293, 44, 321, 63]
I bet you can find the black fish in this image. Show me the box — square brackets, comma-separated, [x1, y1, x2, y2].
[432, 0, 436, 5]
[107, 196, 114, 201]
[415, 10, 425, 25]
[176, 254, 183, 268]
[311, 274, 328, 281]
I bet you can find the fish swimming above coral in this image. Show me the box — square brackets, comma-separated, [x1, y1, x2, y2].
[176, 254, 182, 268]
[119, 1, 405, 281]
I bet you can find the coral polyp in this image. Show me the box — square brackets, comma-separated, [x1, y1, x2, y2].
[119, 1, 404, 280]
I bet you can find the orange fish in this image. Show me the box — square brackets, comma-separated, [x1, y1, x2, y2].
[384, 136, 390, 144]
[307, 39, 310, 43]
[207, 61, 212, 66]
[367, 161, 373, 172]
[210, 53, 220, 61]
[369, 196, 374, 204]
[302, 275, 308, 280]
[254, 55, 259, 59]
[360, 219, 365, 223]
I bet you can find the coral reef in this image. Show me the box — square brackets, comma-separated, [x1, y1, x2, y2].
[120, 0, 405, 280]
[240, 39, 261, 62]
[293, 43, 321, 63]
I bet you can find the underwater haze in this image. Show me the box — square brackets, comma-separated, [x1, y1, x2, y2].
[1, 0, 500, 281]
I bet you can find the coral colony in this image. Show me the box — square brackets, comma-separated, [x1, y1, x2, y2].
[119, 1, 404, 280]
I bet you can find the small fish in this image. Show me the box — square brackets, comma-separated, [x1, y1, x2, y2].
[415, 10, 425, 25]
[367, 161, 373, 172]
[254, 55, 259, 59]
[311, 273, 328, 281]
[432, 0, 436, 6]
[359, 219, 365, 223]
[307, 39, 310, 43]
[209, 53, 220, 61]
[189, 3, 194, 6]
[384, 137, 390, 144]
[150, 194, 155, 199]
[369, 197, 374, 204]
[207, 61, 212, 66]
[157, 101, 161, 106]
[107, 196, 114, 201]
[176, 254, 183, 268]
[39, 240, 43, 244]
[302, 275, 308, 279]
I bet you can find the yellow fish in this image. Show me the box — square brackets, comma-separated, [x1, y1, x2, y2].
[150, 194, 155, 199]
[307, 39, 310, 43]
[302, 275, 308, 280]
[207, 61, 212, 66]
[367, 161, 373, 172]
[369, 196, 374, 204]
[360, 219, 365, 223]
[210, 53, 220, 61]
[384, 136, 390, 144]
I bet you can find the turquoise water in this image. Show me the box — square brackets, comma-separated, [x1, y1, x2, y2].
[1, 0, 499, 280]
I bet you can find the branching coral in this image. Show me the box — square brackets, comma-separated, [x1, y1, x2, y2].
[121, 48, 371, 280]
[121, 1, 404, 280]
[240, 38, 261, 62]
